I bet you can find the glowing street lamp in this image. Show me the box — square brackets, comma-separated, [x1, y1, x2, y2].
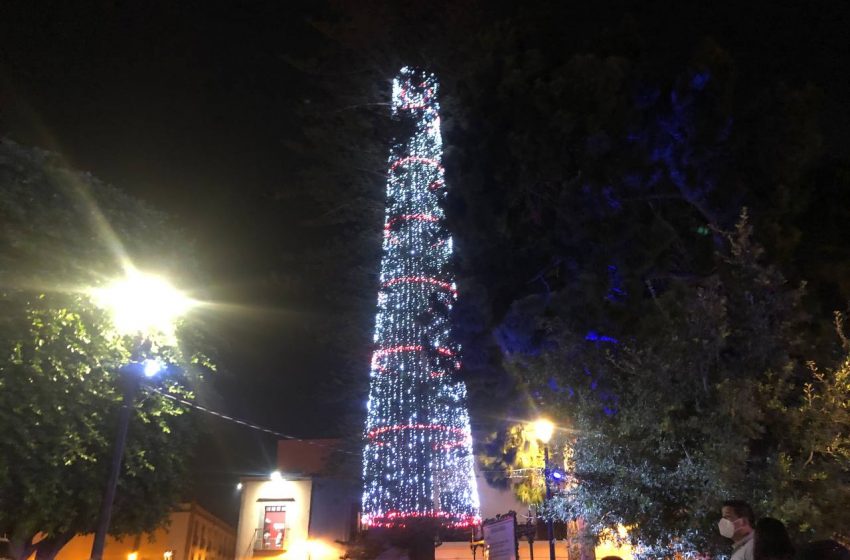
[89, 269, 194, 560]
[532, 418, 557, 560]
[533, 419, 555, 445]
[92, 269, 194, 340]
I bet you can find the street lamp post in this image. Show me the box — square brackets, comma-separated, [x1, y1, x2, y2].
[525, 513, 535, 560]
[543, 444, 555, 560]
[89, 270, 193, 560]
[533, 419, 556, 560]
[90, 361, 159, 560]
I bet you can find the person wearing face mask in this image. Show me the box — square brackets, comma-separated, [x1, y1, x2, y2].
[719, 500, 756, 560]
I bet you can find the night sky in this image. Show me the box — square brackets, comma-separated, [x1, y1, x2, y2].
[1, 2, 335, 521]
[3, 0, 850, 524]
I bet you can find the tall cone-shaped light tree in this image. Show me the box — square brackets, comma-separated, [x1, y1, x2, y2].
[361, 67, 480, 530]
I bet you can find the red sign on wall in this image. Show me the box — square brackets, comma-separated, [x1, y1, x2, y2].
[263, 506, 286, 550]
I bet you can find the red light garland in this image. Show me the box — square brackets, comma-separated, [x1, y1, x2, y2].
[398, 86, 435, 111]
[381, 276, 457, 297]
[384, 213, 440, 232]
[390, 156, 443, 173]
[362, 511, 481, 529]
[367, 423, 467, 440]
[371, 344, 456, 364]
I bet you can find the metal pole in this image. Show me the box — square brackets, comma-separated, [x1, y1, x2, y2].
[91, 374, 137, 560]
[544, 445, 555, 560]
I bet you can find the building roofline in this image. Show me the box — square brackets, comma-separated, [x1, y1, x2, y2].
[238, 474, 313, 482]
[176, 502, 236, 533]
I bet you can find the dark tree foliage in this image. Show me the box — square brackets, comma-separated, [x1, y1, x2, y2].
[283, 0, 850, 551]
[515, 214, 850, 556]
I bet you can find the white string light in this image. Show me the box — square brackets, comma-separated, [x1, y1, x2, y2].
[361, 67, 481, 529]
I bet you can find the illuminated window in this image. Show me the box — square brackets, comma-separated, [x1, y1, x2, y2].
[262, 506, 286, 550]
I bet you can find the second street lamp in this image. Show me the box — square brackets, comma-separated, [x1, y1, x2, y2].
[88, 269, 194, 560]
[533, 419, 556, 560]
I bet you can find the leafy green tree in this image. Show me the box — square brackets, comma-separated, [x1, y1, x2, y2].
[512, 214, 850, 557]
[479, 423, 550, 506]
[0, 139, 209, 559]
[753, 313, 850, 535]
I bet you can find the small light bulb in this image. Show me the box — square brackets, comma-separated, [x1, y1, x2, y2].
[142, 358, 164, 378]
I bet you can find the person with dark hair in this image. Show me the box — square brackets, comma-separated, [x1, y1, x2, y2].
[753, 517, 794, 560]
[719, 500, 755, 560]
[796, 540, 850, 560]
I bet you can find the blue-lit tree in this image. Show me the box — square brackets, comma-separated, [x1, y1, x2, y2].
[361, 67, 480, 530]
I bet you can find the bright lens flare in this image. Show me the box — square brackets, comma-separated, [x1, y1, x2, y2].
[289, 539, 337, 560]
[142, 358, 165, 378]
[92, 270, 194, 338]
[533, 418, 555, 444]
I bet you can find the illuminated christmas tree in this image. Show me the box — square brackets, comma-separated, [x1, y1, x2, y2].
[361, 67, 480, 530]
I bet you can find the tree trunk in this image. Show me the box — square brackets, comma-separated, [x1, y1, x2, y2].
[33, 531, 75, 560]
[406, 532, 435, 560]
[566, 519, 597, 560]
[7, 532, 35, 560]
[576, 519, 596, 560]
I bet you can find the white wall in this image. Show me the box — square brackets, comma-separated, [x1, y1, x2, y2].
[476, 468, 529, 520]
[234, 477, 312, 560]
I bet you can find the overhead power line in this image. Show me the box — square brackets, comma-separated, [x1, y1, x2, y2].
[145, 386, 360, 456]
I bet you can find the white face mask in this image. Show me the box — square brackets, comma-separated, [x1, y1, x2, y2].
[718, 518, 736, 539]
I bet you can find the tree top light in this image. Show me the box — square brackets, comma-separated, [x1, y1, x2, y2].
[92, 269, 194, 338]
[533, 418, 555, 444]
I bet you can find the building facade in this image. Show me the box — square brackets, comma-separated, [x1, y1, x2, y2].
[234, 439, 632, 560]
[54, 502, 235, 560]
[234, 440, 359, 560]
